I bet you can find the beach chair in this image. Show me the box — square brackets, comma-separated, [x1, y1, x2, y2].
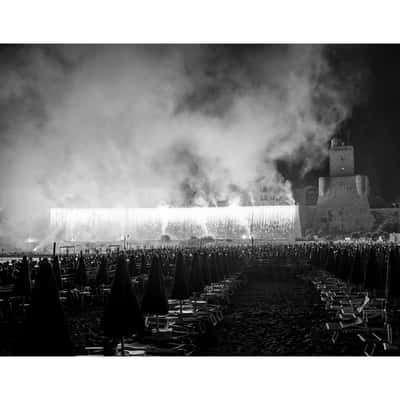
[145, 314, 173, 333]
[325, 312, 389, 347]
[357, 323, 394, 356]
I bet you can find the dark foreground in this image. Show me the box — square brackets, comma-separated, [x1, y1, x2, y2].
[2, 242, 400, 356]
[0, 266, 373, 356]
[195, 268, 359, 356]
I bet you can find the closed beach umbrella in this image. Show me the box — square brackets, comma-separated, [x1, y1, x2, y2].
[201, 253, 211, 286]
[160, 255, 169, 278]
[319, 246, 327, 268]
[350, 248, 364, 286]
[52, 255, 63, 290]
[365, 248, 381, 291]
[333, 249, 341, 278]
[210, 253, 219, 283]
[388, 247, 400, 299]
[128, 254, 136, 277]
[216, 253, 224, 281]
[171, 252, 190, 313]
[75, 254, 88, 287]
[96, 256, 109, 287]
[326, 248, 336, 275]
[228, 251, 236, 274]
[310, 246, 319, 268]
[337, 249, 350, 281]
[141, 256, 169, 316]
[18, 258, 72, 355]
[103, 255, 144, 354]
[171, 252, 189, 300]
[222, 253, 230, 278]
[14, 255, 32, 297]
[190, 252, 204, 295]
[140, 253, 147, 274]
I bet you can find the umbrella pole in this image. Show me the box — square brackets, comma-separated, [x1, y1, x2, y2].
[385, 255, 390, 300]
[22, 295, 25, 317]
[179, 300, 183, 314]
[121, 337, 125, 356]
[156, 315, 160, 332]
[385, 254, 390, 323]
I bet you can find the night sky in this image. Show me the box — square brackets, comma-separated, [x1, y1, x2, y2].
[300, 45, 400, 204]
[347, 45, 400, 205]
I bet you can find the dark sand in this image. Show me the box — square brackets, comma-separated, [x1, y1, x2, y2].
[195, 267, 360, 356]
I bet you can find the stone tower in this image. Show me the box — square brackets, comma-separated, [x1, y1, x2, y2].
[329, 138, 354, 177]
[314, 139, 373, 234]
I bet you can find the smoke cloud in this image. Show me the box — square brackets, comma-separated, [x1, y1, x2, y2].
[0, 44, 364, 243]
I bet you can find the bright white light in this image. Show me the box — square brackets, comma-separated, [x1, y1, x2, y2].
[50, 205, 301, 242]
[241, 234, 247, 240]
[228, 196, 241, 207]
[24, 237, 38, 244]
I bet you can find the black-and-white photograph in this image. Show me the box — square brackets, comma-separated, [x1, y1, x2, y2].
[3, 9, 400, 390]
[6, 2, 400, 399]
[2, 41, 399, 358]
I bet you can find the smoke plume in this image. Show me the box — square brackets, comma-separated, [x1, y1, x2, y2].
[0, 44, 364, 243]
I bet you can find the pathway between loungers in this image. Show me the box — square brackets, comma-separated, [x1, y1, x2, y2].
[196, 268, 358, 356]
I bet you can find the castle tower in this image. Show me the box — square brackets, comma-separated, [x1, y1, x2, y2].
[329, 138, 354, 176]
[314, 139, 372, 234]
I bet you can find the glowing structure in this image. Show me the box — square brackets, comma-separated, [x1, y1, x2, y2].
[50, 205, 302, 243]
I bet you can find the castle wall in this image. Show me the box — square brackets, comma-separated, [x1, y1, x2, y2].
[292, 206, 400, 237]
[297, 207, 400, 237]
[298, 206, 317, 236]
[313, 175, 373, 234]
[370, 208, 400, 231]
